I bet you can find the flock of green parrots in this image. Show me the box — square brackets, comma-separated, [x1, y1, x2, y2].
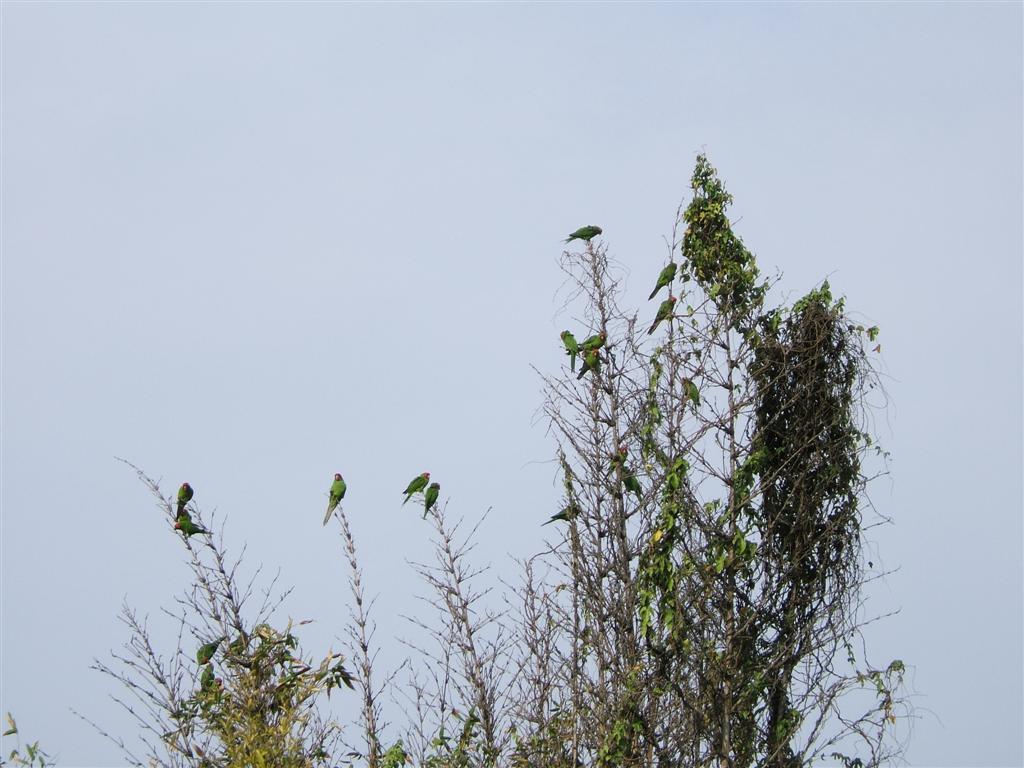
[173, 470, 440, 537]
[170, 226, 675, 540]
[560, 224, 680, 380]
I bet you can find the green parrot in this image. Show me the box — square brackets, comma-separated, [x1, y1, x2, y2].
[577, 348, 601, 380]
[622, 471, 643, 500]
[323, 473, 347, 525]
[560, 330, 579, 371]
[564, 225, 602, 244]
[648, 263, 678, 300]
[227, 633, 249, 659]
[402, 472, 431, 505]
[543, 503, 580, 526]
[175, 513, 210, 538]
[196, 637, 225, 666]
[647, 296, 677, 335]
[579, 331, 606, 353]
[608, 445, 628, 476]
[177, 482, 194, 517]
[423, 482, 440, 519]
[199, 664, 222, 696]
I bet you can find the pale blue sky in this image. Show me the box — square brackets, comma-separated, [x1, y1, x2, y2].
[2, 3, 1021, 766]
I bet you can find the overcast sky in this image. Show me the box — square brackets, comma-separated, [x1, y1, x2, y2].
[2, 2, 1021, 766]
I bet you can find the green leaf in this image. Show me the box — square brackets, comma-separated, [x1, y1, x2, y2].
[867, 326, 880, 341]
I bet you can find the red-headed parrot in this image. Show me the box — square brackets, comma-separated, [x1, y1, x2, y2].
[577, 349, 600, 380]
[647, 296, 676, 335]
[423, 482, 440, 519]
[564, 225, 602, 244]
[560, 331, 579, 371]
[402, 472, 430, 505]
[177, 483, 194, 517]
[197, 637, 225, 665]
[175, 513, 209, 538]
[648, 263, 678, 300]
[323, 473, 347, 525]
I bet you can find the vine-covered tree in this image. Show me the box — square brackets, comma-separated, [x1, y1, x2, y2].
[531, 155, 904, 768]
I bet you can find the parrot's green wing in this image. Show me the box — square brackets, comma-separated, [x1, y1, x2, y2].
[648, 263, 678, 300]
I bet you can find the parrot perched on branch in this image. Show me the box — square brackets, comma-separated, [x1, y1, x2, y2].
[543, 503, 580, 526]
[177, 483, 193, 517]
[647, 296, 677, 335]
[423, 482, 440, 519]
[560, 331, 579, 372]
[324, 473, 347, 525]
[579, 331, 606, 353]
[196, 637, 225, 666]
[577, 349, 600, 380]
[564, 225, 602, 244]
[199, 665, 222, 695]
[648, 263, 678, 300]
[402, 472, 430, 505]
[623, 471, 643, 500]
[608, 445, 628, 476]
[175, 513, 209, 538]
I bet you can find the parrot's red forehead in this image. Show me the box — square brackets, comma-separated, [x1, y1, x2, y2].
[334, 473, 342, 480]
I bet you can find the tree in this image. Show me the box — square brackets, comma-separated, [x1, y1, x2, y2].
[85, 462, 352, 768]
[89, 155, 906, 768]
[530, 154, 905, 767]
